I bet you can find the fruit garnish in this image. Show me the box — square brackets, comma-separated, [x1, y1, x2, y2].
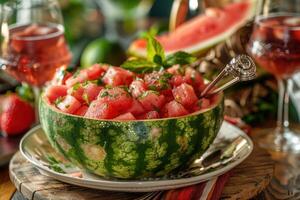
[121, 35, 196, 73]
[129, 0, 255, 57]
[1, 94, 35, 136]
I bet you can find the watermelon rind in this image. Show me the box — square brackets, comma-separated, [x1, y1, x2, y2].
[128, 0, 256, 58]
[39, 94, 224, 179]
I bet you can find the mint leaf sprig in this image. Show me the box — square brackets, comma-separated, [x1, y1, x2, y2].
[121, 35, 197, 73]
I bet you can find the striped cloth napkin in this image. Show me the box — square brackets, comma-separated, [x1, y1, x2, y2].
[159, 116, 250, 200]
[162, 171, 232, 200]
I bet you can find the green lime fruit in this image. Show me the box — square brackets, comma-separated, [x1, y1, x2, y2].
[81, 38, 126, 68]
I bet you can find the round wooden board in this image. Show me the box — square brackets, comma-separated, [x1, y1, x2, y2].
[9, 144, 274, 200]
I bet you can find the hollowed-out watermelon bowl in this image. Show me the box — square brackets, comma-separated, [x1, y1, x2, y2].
[39, 92, 224, 179]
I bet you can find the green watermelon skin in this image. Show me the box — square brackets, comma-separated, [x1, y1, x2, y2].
[39, 95, 224, 179]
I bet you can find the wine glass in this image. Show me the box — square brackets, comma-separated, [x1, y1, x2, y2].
[248, 0, 300, 152]
[96, 0, 154, 47]
[0, 0, 72, 116]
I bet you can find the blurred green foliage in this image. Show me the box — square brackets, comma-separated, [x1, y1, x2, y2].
[60, 0, 86, 45]
[108, 0, 142, 10]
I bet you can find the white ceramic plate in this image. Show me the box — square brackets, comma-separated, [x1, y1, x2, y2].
[19, 121, 253, 192]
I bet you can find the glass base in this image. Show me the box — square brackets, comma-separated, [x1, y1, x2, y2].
[257, 127, 300, 153]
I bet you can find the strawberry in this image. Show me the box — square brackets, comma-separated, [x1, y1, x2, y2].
[1, 94, 35, 136]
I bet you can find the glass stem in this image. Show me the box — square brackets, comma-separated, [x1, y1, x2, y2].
[32, 86, 41, 124]
[276, 78, 290, 133]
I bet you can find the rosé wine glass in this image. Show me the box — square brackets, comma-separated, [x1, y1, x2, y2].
[0, 0, 72, 119]
[248, 0, 300, 152]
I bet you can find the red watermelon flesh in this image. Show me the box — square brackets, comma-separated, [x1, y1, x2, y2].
[47, 65, 220, 120]
[129, 0, 255, 56]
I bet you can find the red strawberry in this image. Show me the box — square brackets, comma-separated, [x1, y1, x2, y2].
[1, 94, 35, 136]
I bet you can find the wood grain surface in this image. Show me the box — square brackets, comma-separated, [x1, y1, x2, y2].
[221, 144, 274, 199]
[8, 143, 274, 200]
[0, 165, 15, 200]
[251, 126, 300, 200]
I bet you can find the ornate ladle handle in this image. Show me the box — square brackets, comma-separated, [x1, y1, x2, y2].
[200, 55, 256, 97]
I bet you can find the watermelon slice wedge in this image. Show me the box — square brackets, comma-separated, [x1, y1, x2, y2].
[129, 0, 256, 57]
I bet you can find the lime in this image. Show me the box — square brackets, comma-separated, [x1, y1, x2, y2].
[80, 38, 126, 68]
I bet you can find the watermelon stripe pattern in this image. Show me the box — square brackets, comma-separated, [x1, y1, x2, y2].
[40, 94, 223, 179]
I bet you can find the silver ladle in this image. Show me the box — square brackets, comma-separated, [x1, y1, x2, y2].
[200, 55, 257, 98]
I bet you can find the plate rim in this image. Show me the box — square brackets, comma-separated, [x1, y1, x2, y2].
[19, 121, 253, 192]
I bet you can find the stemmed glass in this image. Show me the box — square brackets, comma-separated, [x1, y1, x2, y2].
[97, 0, 154, 47]
[0, 0, 72, 117]
[248, 0, 300, 152]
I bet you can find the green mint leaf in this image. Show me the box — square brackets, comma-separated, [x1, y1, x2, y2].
[148, 85, 158, 91]
[54, 96, 64, 105]
[139, 25, 159, 38]
[153, 54, 163, 65]
[16, 83, 34, 103]
[82, 93, 89, 105]
[139, 90, 160, 99]
[164, 51, 197, 67]
[100, 91, 110, 98]
[121, 59, 161, 73]
[146, 35, 165, 64]
[72, 83, 81, 91]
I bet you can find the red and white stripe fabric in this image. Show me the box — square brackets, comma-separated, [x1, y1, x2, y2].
[161, 172, 232, 200]
[159, 116, 250, 200]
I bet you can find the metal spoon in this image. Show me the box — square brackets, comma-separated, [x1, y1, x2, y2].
[177, 136, 249, 178]
[200, 55, 256, 98]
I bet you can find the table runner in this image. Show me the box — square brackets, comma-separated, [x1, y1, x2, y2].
[156, 116, 250, 200]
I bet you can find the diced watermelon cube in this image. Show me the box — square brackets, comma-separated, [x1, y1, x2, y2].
[129, 79, 147, 98]
[68, 82, 103, 104]
[172, 83, 198, 107]
[83, 83, 103, 104]
[114, 112, 136, 120]
[170, 75, 185, 87]
[85, 101, 119, 119]
[144, 71, 172, 91]
[45, 85, 67, 103]
[192, 98, 211, 112]
[166, 65, 181, 75]
[67, 84, 84, 102]
[102, 67, 134, 86]
[161, 88, 172, 96]
[199, 98, 211, 109]
[65, 72, 88, 87]
[184, 67, 204, 90]
[138, 91, 165, 112]
[75, 105, 88, 116]
[97, 87, 133, 112]
[208, 94, 218, 105]
[161, 100, 189, 117]
[127, 99, 145, 115]
[57, 95, 81, 114]
[86, 64, 107, 80]
[52, 67, 72, 85]
[144, 111, 160, 119]
[160, 89, 174, 103]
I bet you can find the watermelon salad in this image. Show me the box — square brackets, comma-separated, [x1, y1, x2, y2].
[40, 35, 224, 179]
[45, 64, 217, 120]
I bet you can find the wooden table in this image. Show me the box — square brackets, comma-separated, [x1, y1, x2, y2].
[0, 165, 15, 200]
[8, 141, 273, 200]
[1, 127, 300, 200]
